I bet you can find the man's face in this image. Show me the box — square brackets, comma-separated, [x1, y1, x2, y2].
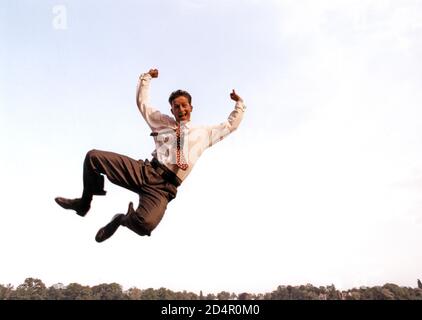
[171, 96, 193, 122]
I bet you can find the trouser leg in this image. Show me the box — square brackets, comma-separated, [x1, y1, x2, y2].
[122, 188, 170, 236]
[84, 149, 176, 237]
[82, 149, 144, 198]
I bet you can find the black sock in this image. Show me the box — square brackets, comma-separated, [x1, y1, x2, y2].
[81, 191, 93, 204]
[120, 215, 127, 227]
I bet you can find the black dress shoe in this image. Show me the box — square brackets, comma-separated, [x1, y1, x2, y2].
[95, 214, 125, 243]
[54, 197, 91, 217]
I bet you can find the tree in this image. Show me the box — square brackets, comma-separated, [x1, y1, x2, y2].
[270, 285, 289, 299]
[63, 283, 92, 300]
[13, 278, 47, 300]
[345, 290, 361, 300]
[380, 288, 394, 300]
[156, 287, 174, 300]
[255, 293, 265, 300]
[382, 283, 407, 299]
[47, 286, 65, 300]
[326, 284, 341, 300]
[177, 290, 198, 300]
[91, 283, 124, 300]
[216, 291, 231, 300]
[206, 293, 216, 300]
[0, 284, 14, 300]
[238, 292, 252, 300]
[140, 288, 158, 300]
[126, 287, 142, 300]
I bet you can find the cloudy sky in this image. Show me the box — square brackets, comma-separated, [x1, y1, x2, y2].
[1, 0, 422, 294]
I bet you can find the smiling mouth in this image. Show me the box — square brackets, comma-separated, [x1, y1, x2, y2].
[178, 112, 187, 117]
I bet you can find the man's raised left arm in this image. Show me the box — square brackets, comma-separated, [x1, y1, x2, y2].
[208, 89, 246, 147]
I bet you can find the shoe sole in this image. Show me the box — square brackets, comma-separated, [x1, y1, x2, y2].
[95, 214, 123, 243]
[54, 197, 89, 217]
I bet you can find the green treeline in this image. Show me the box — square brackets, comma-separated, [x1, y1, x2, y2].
[1, 278, 422, 300]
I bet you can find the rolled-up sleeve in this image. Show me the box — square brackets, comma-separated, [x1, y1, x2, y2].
[207, 100, 246, 147]
[136, 73, 174, 129]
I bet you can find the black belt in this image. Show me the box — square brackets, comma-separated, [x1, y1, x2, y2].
[150, 158, 181, 187]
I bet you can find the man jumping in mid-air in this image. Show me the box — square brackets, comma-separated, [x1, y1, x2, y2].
[55, 68, 246, 242]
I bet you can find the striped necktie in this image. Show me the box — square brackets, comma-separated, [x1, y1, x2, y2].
[176, 122, 189, 170]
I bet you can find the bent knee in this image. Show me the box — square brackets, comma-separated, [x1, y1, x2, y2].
[86, 149, 102, 160]
[126, 219, 152, 237]
[125, 214, 155, 237]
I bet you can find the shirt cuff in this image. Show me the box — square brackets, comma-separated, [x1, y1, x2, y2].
[139, 73, 152, 81]
[235, 100, 247, 112]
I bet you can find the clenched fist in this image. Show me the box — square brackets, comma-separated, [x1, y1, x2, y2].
[230, 89, 243, 102]
[148, 68, 159, 78]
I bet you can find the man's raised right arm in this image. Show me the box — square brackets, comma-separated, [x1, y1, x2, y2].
[136, 68, 173, 128]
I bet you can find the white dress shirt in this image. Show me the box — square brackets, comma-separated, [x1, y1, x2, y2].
[136, 73, 246, 182]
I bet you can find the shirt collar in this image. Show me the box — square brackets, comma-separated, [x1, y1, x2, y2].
[176, 120, 191, 129]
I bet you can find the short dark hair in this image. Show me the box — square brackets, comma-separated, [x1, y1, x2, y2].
[168, 90, 192, 105]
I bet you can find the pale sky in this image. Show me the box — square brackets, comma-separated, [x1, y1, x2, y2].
[1, 0, 422, 294]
